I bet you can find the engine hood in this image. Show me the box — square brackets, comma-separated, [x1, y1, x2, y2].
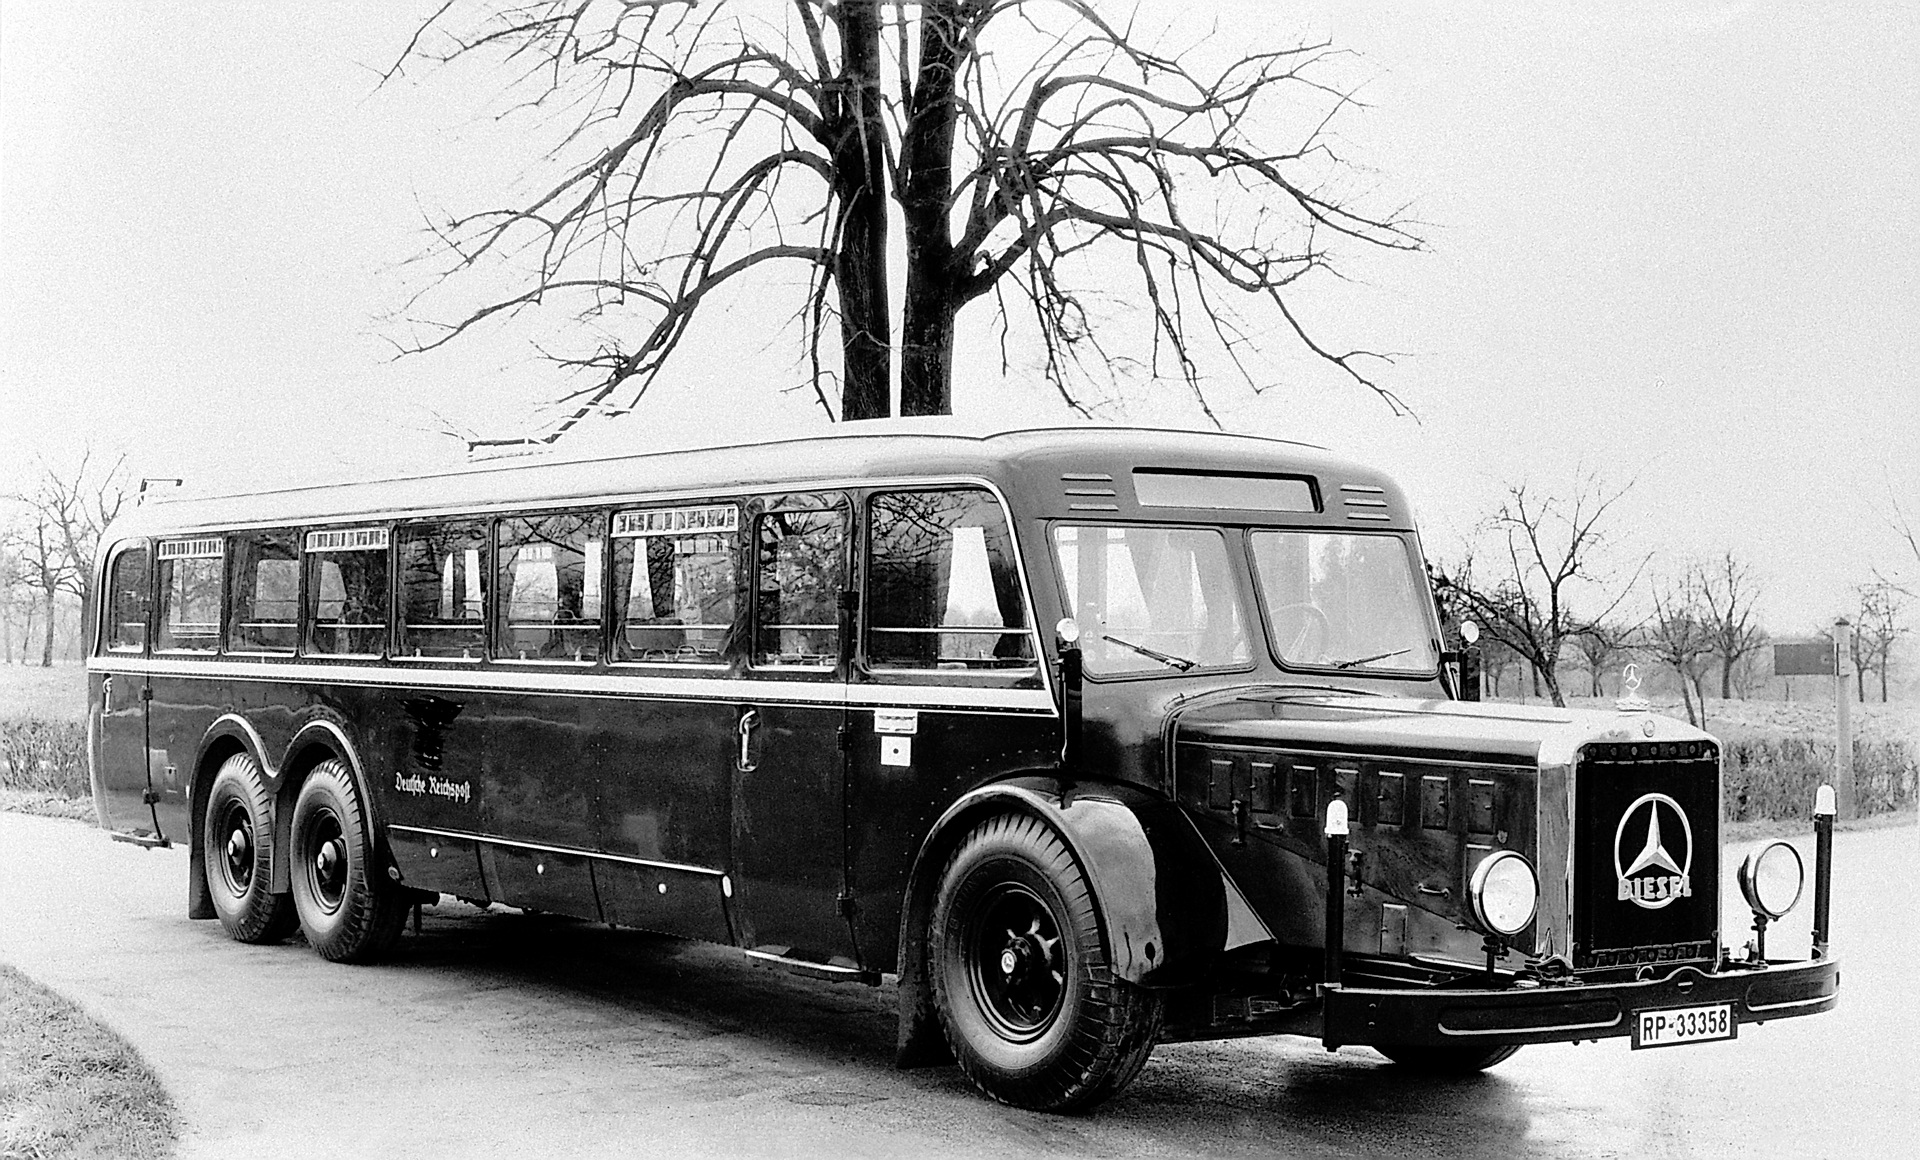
[1172, 691, 1716, 769]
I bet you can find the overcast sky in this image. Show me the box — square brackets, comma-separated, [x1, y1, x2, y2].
[2, 1, 1913, 637]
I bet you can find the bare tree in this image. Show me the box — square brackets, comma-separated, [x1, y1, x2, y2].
[1852, 580, 1907, 703]
[6, 450, 131, 665]
[1645, 574, 1714, 727]
[393, 1, 1421, 445]
[1693, 551, 1766, 700]
[1432, 478, 1643, 708]
[1571, 618, 1632, 697]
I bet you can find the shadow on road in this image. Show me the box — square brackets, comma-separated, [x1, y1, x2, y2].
[330, 900, 1532, 1154]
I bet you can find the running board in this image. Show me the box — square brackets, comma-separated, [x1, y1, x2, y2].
[110, 830, 171, 850]
[743, 948, 881, 986]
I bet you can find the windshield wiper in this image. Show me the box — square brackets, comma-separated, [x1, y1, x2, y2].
[1333, 647, 1414, 670]
[1101, 633, 1196, 672]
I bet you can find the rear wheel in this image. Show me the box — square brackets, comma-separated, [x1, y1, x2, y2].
[289, 758, 407, 963]
[203, 753, 297, 944]
[1376, 1044, 1521, 1073]
[930, 813, 1162, 1113]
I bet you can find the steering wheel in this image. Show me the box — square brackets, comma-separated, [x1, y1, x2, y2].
[1269, 602, 1331, 662]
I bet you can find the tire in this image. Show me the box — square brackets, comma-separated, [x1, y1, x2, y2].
[1376, 1044, 1521, 1073]
[202, 753, 298, 944]
[930, 813, 1163, 1113]
[289, 758, 407, 963]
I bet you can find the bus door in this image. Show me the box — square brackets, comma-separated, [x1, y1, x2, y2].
[96, 542, 164, 840]
[731, 493, 859, 970]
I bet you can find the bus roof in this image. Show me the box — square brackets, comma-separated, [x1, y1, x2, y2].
[104, 425, 1416, 542]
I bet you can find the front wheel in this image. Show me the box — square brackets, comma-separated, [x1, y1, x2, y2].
[1376, 1044, 1521, 1073]
[930, 813, 1162, 1112]
[203, 753, 297, 944]
[289, 759, 407, 963]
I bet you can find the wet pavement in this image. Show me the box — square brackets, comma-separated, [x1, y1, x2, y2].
[1, 811, 1912, 1158]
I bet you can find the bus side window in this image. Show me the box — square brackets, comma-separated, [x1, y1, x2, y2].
[398, 520, 488, 660]
[497, 512, 603, 663]
[867, 489, 1034, 673]
[611, 504, 737, 665]
[227, 529, 299, 654]
[104, 545, 150, 653]
[304, 527, 390, 657]
[753, 502, 848, 668]
[155, 539, 224, 653]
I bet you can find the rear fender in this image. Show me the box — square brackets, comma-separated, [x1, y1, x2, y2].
[894, 775, 1252, 1067]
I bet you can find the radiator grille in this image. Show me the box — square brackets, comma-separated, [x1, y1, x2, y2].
[1571, 742, 1719, 970]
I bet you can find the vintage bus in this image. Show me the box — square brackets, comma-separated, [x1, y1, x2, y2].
[86, 426, 1838, 1111]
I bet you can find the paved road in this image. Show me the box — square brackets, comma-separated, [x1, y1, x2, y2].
[1, 811, 1913, 1159]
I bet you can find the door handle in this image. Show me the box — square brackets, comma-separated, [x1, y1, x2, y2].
[737, 708, 760, 772]
[102, 675, 114, 703]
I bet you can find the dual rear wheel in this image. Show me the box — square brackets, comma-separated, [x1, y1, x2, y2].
[203, 754, 406, 962]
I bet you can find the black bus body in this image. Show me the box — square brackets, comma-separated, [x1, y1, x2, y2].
[86, 427, 1838, 1111]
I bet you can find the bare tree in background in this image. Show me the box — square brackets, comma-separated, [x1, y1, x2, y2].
[1646, 573, 1714, 727]
[1694, 551, 1766, 700]
[1432, 478, 1642, 708]
[1571, 618, 1632, 697]
[5, 451, 131, 666]
[393, 0, 1420, 446]
[1851, 580, 1907, 703]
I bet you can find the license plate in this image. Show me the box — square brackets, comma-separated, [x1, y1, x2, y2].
[1631, 1003, 1736, 1049]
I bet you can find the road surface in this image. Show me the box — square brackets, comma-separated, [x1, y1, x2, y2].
[1, 811, 1912, 1158]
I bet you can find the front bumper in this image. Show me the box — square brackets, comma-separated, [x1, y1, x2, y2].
[1321, 957, 1839, 1049]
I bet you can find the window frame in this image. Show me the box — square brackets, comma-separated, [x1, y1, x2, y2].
[225, 528, 302, 657]
[493, 507, 610, 667]
[1246, 527, 1442, 679]
[395, 517, 493, 663]
[608, 500, 741, 671]
[99, 540, 153, 656]
[860, 486, 1040, 687]
[1047, 520, 1258, 683]
[152, 536, 227, 655]
[300, 523, 394, 661]
[748, 492, 851, 677]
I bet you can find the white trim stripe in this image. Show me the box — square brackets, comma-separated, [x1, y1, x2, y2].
[389, 825, 726, 878]
[87, 655, 1057, 714]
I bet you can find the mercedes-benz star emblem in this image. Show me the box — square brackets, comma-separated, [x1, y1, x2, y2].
[1614, 793, 1693, 909]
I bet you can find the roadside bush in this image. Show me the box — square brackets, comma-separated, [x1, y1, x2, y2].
[0, 718, 90, 799]
[1724, 734, 1917, 822]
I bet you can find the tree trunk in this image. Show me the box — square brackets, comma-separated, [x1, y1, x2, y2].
[40, 590, 56, 667]
[1720, 655, 1734, 700]
[897, 1, 967, 417]
[1674, 666, 1698, 726]
[829, 1, 892, 421]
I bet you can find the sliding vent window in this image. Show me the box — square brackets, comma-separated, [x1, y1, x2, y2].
[754, 502, 848, 668]
[305, 527, 390, 657]
[498, 512, 604, 663]
[399, 521, 488, 659]
[155, 538, 223, 652]
[613, 504, 737, 665]
[227, 529, 299, 654]
[104, 546, 149, 652]
[868, 489, 1034, 672]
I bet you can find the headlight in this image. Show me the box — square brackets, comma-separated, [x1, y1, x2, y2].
[1738, 841, 1804, 920]
[1469, 850, 1538, 937]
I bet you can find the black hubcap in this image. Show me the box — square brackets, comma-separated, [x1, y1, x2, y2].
[306, 810, 348, 913]
[967, 883, 1066, 1041]
[218, 804, 254, 893]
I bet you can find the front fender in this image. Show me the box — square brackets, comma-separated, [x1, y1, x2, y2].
[895, 775, 1258, 1066]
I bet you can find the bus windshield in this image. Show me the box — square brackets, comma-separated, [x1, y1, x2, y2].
[1250, 531, 1437, 672]
[1052, 525, 1250, 676]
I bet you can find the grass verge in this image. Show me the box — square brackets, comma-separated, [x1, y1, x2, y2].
[0, 963, 178, 1160]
